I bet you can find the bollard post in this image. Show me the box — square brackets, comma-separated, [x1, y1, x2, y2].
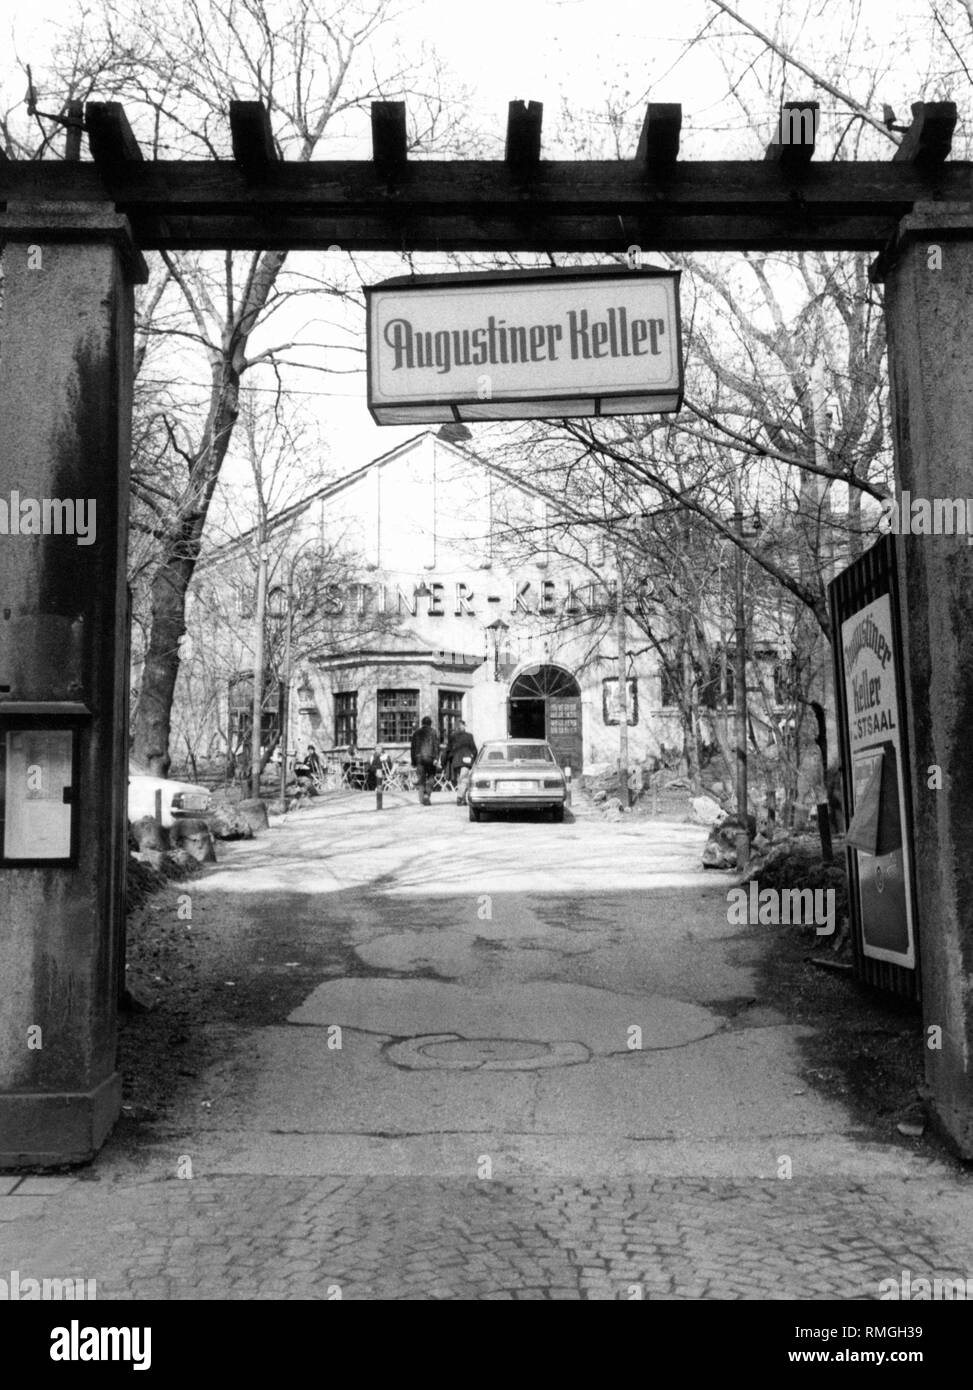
[816, 801, 833, 866]
[375, 771, 383, 811]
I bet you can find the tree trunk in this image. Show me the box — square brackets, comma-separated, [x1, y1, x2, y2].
[134, 547, 197, 775]
[130, 251, 286, 772]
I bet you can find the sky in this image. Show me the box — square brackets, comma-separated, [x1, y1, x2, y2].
[1, 0, 950, 512]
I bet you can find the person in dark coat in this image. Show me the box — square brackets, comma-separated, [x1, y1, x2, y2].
[444, 721, 477, 804]
[410, 716, 440, 806]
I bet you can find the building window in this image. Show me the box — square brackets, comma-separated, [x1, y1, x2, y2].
[771, 654, 798, 706]
[228, 672, 280, 760]
[438, 690, 464, 743]
[377, 688, 419, 744]
[334, 691, 358, 747]
[700, 649, 734, 709]
[235, 581, 254, 619]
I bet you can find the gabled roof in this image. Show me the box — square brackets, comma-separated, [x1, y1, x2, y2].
[200, 427, 581, 568]
[201, 431, 433, 567]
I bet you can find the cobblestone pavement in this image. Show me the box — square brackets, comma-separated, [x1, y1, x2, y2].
[3, 1171, 973, 1300]
[4, 795, 973, 1301]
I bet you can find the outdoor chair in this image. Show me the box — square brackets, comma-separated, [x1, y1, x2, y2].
[380, 760, 412, 794]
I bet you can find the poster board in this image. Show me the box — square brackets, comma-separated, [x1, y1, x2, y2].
[838, 595, 915, 967]
[829, 537, 920, 997]
[2, 728, 75, 862]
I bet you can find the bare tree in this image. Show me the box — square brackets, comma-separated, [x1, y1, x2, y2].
[10, 0, 471, 774]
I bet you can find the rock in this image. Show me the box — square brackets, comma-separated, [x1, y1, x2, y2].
[119, 984, 154, 1014]
[181, 828, 217, 864]
[592, 789, 608, 804]
[702, 837, 735, 869]
[701, 812, 759, 869]
[721, 811, 758, 839]
[131, 815, 169, 852]
[691, 795, 726, 826]
[291, 775, 319, 796]
[896, 1120, 925, 1138]
[205, 803, 254, 840]
[236, 797, 269, 832]
[603, 796, 624, 814]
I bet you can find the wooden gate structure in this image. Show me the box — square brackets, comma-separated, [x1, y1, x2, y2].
[3, 95, 973, 1161]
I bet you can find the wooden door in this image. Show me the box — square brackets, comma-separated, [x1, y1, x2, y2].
[546, 697, 582, 773]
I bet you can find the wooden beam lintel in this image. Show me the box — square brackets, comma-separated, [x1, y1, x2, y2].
[113, 214, 905, 255]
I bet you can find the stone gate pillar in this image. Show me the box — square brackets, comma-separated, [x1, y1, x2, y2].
[875, 204, 973, 1158]
[0, 204, 146, 1165]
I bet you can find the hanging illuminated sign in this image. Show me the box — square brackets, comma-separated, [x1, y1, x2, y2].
[366, 266, 683, 425]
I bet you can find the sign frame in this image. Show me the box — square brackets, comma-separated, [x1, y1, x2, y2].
[602, 676, 639, 726]
[365, 265, 683, 425]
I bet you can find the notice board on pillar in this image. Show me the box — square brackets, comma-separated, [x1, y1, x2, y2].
[828, 536, 919, 999]
[0, 709, 83, 866]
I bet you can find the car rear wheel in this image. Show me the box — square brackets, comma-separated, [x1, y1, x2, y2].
[551, 804, 564, 823]
[468, 803, 481, 822]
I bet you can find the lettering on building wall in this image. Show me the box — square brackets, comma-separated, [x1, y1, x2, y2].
[325, 577, 615, 619]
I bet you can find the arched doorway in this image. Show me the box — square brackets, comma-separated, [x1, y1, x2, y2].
[508, 664, 582, 772]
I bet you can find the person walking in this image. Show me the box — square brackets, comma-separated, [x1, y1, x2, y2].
[410, 715, 440, 806]
[444, 720, 477, 805]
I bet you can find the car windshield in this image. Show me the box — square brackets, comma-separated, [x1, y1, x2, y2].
[481, 743, 554, 764]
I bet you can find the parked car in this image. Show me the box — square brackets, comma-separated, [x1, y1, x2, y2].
[128, 762, 211, 829]
[467, 739, 567, 822]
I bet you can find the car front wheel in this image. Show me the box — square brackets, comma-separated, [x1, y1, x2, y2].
[468, 803, 481, 822]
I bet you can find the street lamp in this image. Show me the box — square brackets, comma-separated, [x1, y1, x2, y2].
[278, 536, 322, 805]
[485, 618, 509, 681]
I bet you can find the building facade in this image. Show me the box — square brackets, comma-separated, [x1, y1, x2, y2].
[182, 427, 806, 790]
[273, 429, 682, 774]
